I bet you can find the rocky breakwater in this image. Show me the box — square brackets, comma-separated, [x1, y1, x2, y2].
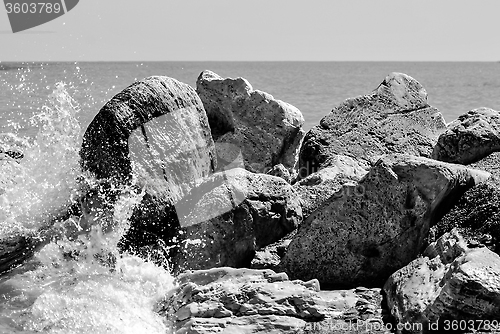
[384, 229, 500, 333]
[281, 154, 489, 288]
[196, 70, 305, 177]
[80, 76, 217, 251]
[299, 72, 446, 173]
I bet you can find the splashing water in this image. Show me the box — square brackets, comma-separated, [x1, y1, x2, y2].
[0, 84, 175, 333]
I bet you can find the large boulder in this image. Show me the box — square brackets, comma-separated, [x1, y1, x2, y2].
[196, 70, 305, 175]
[299, 73, 446, 174]
[171, 168, 302, 273]
[80, 76, 217, 250]
[157, 267, 328, 334]
[433, 107, 500, 164]
[384, 230, 500, 333]
[281, 154, 489, 288]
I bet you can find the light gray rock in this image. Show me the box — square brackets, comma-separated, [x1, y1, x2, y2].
[80, 76, 217, 251]
[281, 154, 490, 288]
[157, 267, 328, 334]
[384, 229, 500, 333]
[172, 168, 302, 273]
[299, 72, 446, 174]
[196, 70, 305, 175]
[293, 155, 368, 219]
[433, 107, 500, 164]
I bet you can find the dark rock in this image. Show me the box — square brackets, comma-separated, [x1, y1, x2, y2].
[299, 72, 446, 174]
[432, 152, 500, 254]
[171, 168, 302, 273]
[281, 154, 489, 288]
[80, 76, 217, 251]
[196, 70, 305, 176]
[433, 107, 500, 164]
[384, 229, 500, 333]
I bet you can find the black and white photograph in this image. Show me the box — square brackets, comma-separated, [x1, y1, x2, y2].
[1, 1, 500, 333]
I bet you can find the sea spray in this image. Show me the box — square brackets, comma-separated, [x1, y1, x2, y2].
[0, 83, 82, 237]
[0, 84, 176, 333]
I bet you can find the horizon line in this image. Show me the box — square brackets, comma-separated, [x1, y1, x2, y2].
[1, 60, 499, 63]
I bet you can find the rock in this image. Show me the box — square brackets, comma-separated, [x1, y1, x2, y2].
[281, 154, 490, 288]
[293, 155, 368, 219]
[171, 168, 302, 273]
[266, 163, 292, 183]
[384, 229, 500, 332]
[196, 70, 305, 175]
[157, 267, 330, 334]
[80, 76, 217, 250]
[432, 152, 500, 254]
[299, 72, 446, 174]
[433, 107, 500, 164]
[251, 235, 293, 272]
[0, 133, 28, 160]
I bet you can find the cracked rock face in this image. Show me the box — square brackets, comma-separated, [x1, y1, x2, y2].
[433, 107, 500, 164]
[196, 70, 305, 176]
[299, 72, 446, 173]
[281, 154, 490, 288]
[171, 168, 302, 273]
[157, 267, 327, 334]
[384, 229, 500, 333]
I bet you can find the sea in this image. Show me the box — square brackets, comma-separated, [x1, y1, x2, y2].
[0, 61, 499, 333]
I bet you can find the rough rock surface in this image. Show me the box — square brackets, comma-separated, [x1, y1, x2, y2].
[384, 229, 500, 333]
[299, 73, 446, 174]
[281, 154, 490, 288]
[80, 76, 216, 250]
[433, 152, 500, 254]
[293, 155, 368, 219]
[157, 267, 328, 334]
[433, 107, 500, 164]
[196, 70, 305, 175]
[158, 267, 391, 334]
[171, 168, 302, 273]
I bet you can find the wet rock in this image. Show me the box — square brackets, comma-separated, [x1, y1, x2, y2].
[433, 107, 500, 164]
[171, 168, 302, 273]
[80, 76, 217, 250]
[281, 154, 489, 288]
[196, 70, 305, 175]
[157, 267, 329, 334]
[251, 235, 293, 272]
[384, 229, 500, 333]
[299, 73, 446, 174]
[293, 155, 368, 219]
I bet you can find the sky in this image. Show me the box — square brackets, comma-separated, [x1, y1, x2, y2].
[0, 0, 499, 61]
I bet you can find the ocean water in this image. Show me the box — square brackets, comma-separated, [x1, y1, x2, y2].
[1, 62, 500, 139]
[0, 62, 499, 333]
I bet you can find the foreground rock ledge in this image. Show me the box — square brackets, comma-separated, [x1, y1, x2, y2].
[281, 154, 490, 288]
[384, 229, 500, 333]
[157, 267, 327, 334]
[299, 72, 446, 173]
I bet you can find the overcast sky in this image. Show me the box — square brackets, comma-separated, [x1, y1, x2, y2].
[0, 0, 499, 61]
